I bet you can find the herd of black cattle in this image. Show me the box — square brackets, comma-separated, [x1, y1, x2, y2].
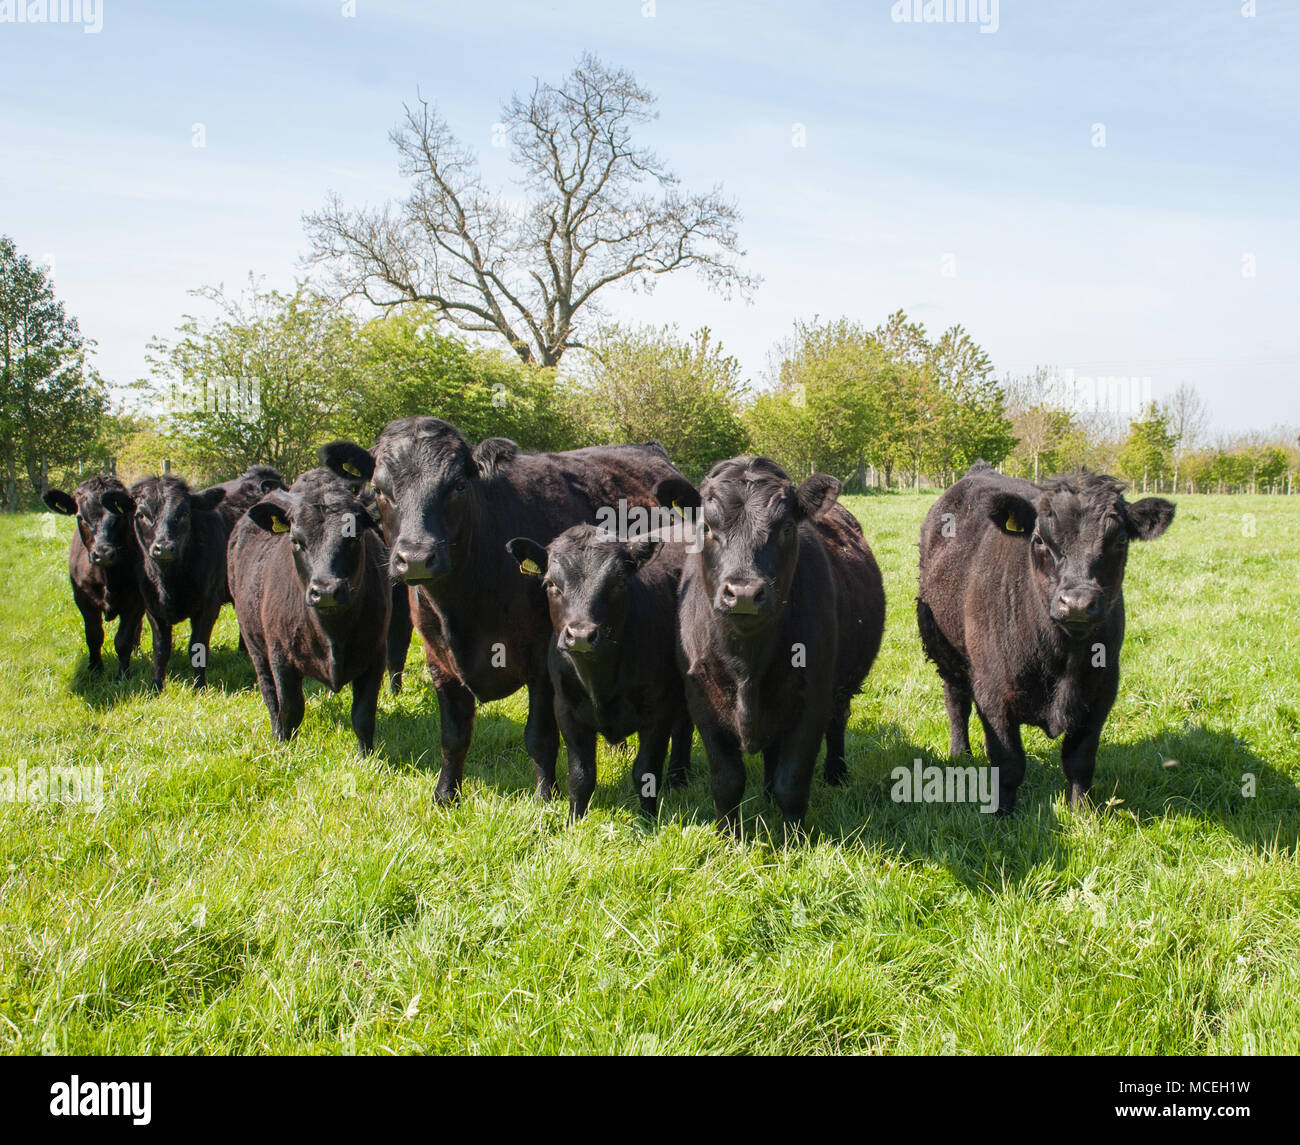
[43, 416, 1176, 827]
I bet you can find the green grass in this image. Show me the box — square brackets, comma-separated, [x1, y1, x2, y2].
[1, 494, 1298, 1055]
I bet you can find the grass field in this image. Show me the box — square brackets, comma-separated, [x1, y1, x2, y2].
[1, 493, 1298, 1055]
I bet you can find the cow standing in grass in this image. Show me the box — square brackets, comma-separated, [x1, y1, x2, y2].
[321, 417, 686, 804]
[43, 476, 145, 679]
[506, 524, 693, 820]
[228, 469, 389, 752]
[126, 475, 228, 691]
[916, 462, 1175, 815]
[656, 458, 886, 832]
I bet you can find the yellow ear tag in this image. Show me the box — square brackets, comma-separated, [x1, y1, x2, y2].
[271, 515, 289, 534]
[342, 462, 361, 477]
[1005, 515, 1024, 533]
[671, 500, 681, 511]
[520, 558, 542, 575]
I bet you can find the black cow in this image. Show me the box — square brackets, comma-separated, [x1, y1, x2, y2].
[203, 465, 287, 537]
[321, 417, 685, 804]
[506, 524, 693, 820]
[228, 468, 390, 752]
[916, 462, 1175, 815]
[42, 476, 145, 679]
[125, 475, 228, 691]
[656, 457, 886, 832]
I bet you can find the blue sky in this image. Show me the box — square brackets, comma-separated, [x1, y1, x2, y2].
[2, 0, 1297, 432]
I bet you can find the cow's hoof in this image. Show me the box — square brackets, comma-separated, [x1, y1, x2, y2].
[824, 764, 847, 787]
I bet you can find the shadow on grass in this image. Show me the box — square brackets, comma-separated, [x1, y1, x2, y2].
[68, 641, 258, 708]
[67, 632, 1300, 879]
[806, 722, 1298, 889]
[1096, 725, 1300, 853]
[385, 710, 1299, 894]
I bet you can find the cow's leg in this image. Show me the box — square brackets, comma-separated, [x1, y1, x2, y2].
[350, 661, 385, 755]
[977, 708, 1026, 816]
[770, 715, 827, 830]
[147, 613, 172, 692]
[633, 721, 672, 818]
[271, 658, 305, 741]
[188, 607, 221, 689]
[699, 722, 746, 833]
[823, 699, 850, 786]
[386, 583, 413, 693]
[1061, 723, 1103, 808]
[524, 673, 560, 802]
[75, 589, 104, 673]
[943, 680, 973, 757]
[114, 607, 144, 681]
[245, 639, 280, 733]
[666, 711, 693, 788]
[432, 678, 475, 803]
[556, 702, 598, 820]
[762, 747, 779, 801]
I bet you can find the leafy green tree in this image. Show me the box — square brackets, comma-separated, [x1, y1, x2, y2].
[745, 318, 888, 483]
[349, 306, 580, 452]
[747, 311, 1014, 490]
[146, 278, 363, 482]
[574, 324, 749, 480]
[0, 235, 107, 506]
[1117, 404, 1177, 491]
[922, 324, 1015, 484]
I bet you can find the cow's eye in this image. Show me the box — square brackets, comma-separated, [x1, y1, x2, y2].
[290, 537, 303, 552]
[453, 478, 467, 494]
[138, 513, 152, 527]
[781, 520, 795, 540]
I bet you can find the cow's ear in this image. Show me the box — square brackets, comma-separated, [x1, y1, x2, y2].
[989, 492, 1036, 537]
[506, 537, 548, 577]
[321, 440, 375, 483]
[794, 473, 840, 521]
[101, 490, 135, 518]
[471, 437, 519, 479]
[622, 536, 661, 574]
[360, 500, 383, 530]
[655, 477, 701, 513]
[191, 487, 225, 513]
[1126, 497, 1175, 541]
[259, 477, 284, 496]
[43, 489, 77, 515]
[248, 493, 296, 535]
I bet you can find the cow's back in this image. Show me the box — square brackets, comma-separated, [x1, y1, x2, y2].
[919, 466, 1037, 654]
[816, 504, 885, 707]
[493, 443, 680, 541]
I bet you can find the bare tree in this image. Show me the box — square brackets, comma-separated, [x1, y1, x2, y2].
[1005, 366, 1067, 483]
[305, 54, 757, 367]
[1162, 382, 1209, 492]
